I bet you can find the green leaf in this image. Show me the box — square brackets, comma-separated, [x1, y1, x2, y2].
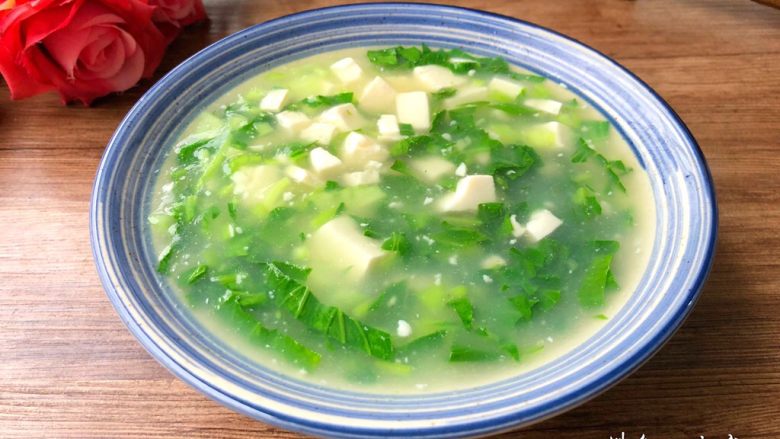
[432, 222, 488, 248]
[581, 120, 610, 139]
[220, 298, 320, 370]
[186, 265, 208, 284]
[449, 345, 501, 362]
[573, 186, 602, 218]
[477, 202, 506, 231]
[381, 232, 410, 256]
[577, 255, 614, 307]
[156, 244, 175, 274]
[295, 92, 354, 108]
[177, 138, 211, 164]
[398, 123, 416, 136]
[264, 262, 395, 360]
[538, 289, 561, 311]
[447, 297, 474, 330]
[365, 46, 545, 83]
[324, 180, 341, 191]
[571, 138, 596, 163]
[432, 87, 457, 100]
[389, 159, 414, 177]
[489, 144, 538, 179]
[509, 294, 539, 321]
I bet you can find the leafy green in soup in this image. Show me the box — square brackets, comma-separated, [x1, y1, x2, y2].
[148, 46, 655, 393]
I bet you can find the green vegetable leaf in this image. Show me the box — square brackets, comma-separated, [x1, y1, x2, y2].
[509, 294, 539, 321]
[447, 297, 474, 330]
[264, 262, 394, 360]
[573, 186, 602, 218]
[571, 138, 596, 163]
[489, 144, 538, 179]
[220, 298, 320, 370]
[186, 265, 208, 284]
[449, 345, 501, 362]
[366, 45, 545, 82]
[581, 120, 611, 139]
[432, 87, 457, 100]
[381, 232, 411, 256]
[577, 255, 614, 307]
[295, 92, 354, 108]
[398, 123, 415, 136]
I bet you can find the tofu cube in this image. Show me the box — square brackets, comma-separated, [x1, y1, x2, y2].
[439, 175, 497, 212]
[259, 89, 289, 112]
[509, 214, 526, 238]
[231, 165, 281, 203]
[377, 114, 402, 142]
[443, 86, 488, 109]
[489, 77, 524, 98]
[341, 168, 380, 187]
[330, 57, 363, 84]
[480, 255, 507, 270]
[285, 165, 319, 186]
[275, 111, 310, 131]
[300, 122, 337, 145]
[525, 209, 563, 242]
[319, 103, 365, 132]
[341, 132, 388, 167]
[359, 76, 397, 114]
[524, 121, 572, 148]
[308, 216, 388, 282]
[309, 147, 342, 177]
[524, 99, 563, 115]
[409, 156, 456, 183]
[396, 91, 431, 132]
[413, 65, 465, 91]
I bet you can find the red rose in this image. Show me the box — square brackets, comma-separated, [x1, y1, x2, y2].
[149, 0, 206, 43]
[0, 0, 205, 105]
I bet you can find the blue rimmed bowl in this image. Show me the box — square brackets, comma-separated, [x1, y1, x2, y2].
[90, 3, 717, 437]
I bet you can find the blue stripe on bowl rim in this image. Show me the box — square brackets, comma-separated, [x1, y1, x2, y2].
[90, 3, 718, 437]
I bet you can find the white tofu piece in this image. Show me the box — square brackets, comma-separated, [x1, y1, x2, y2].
[341, 132, 388, 167]
[439, 175, 497, 212]
[525, 209, 563, 242]
[377, 114, 402, 142]
[341, 168, 380, 187]
[489, 77, 524, 98]
[480, 255, 507, 270]
[231, 165, 281, 203]
[524, 98, 563, 115]
[413, 65, 465, 91]
[409, 156, 456, 183]
[509, 214, 526, 238]
[300, 122, 337, 145]
[307, 216, 388, 282]
[330, 57, 363, 84]
[259, 89, 289, 112]
[309, 147, 342, 177]
[396, 320, 412, 338]
[318, 103, 365, 132]
[527, 121, 573, 149]
[455, 162, 467, 177]
[359, 76, 397, 114]
[285, 165, 319, 186]
[396, 91, 430, 132]
[443, 86, 488, 109]
[275, 111, 310, 131]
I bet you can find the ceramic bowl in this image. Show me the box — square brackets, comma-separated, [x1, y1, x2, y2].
[90, 3, 717, 437]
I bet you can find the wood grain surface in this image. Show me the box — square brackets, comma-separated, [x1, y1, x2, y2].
[1, 0, 779, 437]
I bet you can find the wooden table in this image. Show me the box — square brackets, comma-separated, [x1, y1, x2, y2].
[1, 0, 779, 437]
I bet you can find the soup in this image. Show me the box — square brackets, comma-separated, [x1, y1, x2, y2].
[148, 46, 655, 393]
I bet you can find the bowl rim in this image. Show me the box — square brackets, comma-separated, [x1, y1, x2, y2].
[90, 2, 718, 437]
